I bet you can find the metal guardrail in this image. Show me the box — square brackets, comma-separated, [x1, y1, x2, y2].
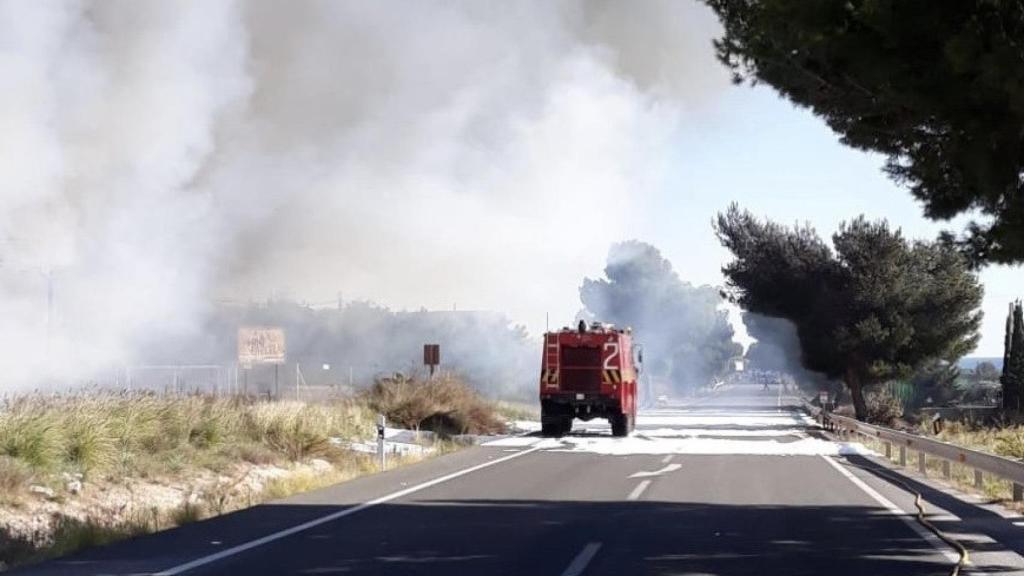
[813, 406, 1024, 500]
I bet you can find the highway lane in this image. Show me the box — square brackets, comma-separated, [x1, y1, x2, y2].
[14, 382, 1014, 575]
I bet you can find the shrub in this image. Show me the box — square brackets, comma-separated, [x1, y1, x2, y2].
[865, 389, 904, 426]
[245, 402, 333, 461]
[362, 373, 505, 436]
[61, 405, 116, 476]
[0, 402, 61, 470]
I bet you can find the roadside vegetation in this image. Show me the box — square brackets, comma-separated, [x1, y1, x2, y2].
[0, 374, 521, 571]
[716, 207, 983, 420]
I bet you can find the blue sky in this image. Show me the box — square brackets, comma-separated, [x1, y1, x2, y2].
[625, 83, 1019, 358]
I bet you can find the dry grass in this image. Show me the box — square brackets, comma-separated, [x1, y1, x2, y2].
[858, 429, 1022, 507]
[362, 374, 506, 436]
[0, 392, 377, 479]
[0, 388, 494, 570]
[492, 401, 540, 423]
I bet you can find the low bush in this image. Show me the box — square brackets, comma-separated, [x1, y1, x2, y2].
[865, 389, 904, 426]
[362, 373, 506, 436]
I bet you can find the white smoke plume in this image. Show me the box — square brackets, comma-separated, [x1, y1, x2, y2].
[0, 0, 728, 387]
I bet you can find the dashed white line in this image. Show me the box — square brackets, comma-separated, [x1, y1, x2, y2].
[627, 480, 652, 501]
[561, 542, 602, 576]
[661, 454, 674, 464]
[152, 445, 545, 575]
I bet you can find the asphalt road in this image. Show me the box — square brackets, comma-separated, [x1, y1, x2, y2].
[14, 383, 1024, 575]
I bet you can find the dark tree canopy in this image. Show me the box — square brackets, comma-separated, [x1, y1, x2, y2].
[715, 205, 983, 419]
[1003, 300, 1024, 409]
[580, 241, 742, 394]
[706, 0, 1024, 265]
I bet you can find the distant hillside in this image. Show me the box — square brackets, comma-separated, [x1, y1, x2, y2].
[959, 357, 1003, 370]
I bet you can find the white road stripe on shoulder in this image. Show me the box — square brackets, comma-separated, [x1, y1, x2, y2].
[820, 455, 960, 563]
[153, 445, 545, 575]
[561, 542, 602, 576]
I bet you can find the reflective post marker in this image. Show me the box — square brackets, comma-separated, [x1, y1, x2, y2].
[377, 414, 387, 471]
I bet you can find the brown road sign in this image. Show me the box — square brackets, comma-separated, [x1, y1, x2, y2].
[423, 344, 440, 367]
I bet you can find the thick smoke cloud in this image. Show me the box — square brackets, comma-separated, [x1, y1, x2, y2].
[0, 1, 728, 388]
[579, 241, 741, 394]
[742, 313, 829, 392]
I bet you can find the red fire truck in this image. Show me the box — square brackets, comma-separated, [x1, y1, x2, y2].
[539, 321, 641, 437]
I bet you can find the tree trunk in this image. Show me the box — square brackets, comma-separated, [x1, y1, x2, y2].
[846, 372, 868, 421]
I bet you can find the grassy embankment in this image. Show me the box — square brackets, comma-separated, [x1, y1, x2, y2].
[854, 419, 1024, 508]
[0, 374, 520, 570]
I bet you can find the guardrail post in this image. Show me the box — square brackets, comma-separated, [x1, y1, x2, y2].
[899, 446, 907, 467]
[917, 451, 926, 475]
[974, 469, 984, 489]
[1014, 483, 1024, 502]
[942, 460, 951, 480]
[884, 442, 892, 460]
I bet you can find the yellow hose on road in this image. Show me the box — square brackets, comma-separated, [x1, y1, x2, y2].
[842, 459, 969, 576]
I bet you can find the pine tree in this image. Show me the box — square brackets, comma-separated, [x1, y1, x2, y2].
[715, 206, 983, 420]
[704, 0, 1024, 265]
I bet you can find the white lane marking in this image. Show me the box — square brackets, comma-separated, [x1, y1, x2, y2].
[561, 542, 602, 576]
[153, 446, 545, 575]
[627, 480, 652, 501]
[661, 454, 674, 464]
[628, 463, 682, 478]
[820, 456, 960, 563]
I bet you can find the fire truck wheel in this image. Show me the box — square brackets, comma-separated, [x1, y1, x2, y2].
[541, 416, 565, 437]
[560, 416, 573, 436]
[610, 414, 629, 437]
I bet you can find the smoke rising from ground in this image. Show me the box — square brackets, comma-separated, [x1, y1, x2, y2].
[0, 1, 728, 388]
[580, 241, 741, 393]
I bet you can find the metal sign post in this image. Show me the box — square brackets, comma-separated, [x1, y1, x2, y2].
[237, 327, 286, 398]
[376, 414, 387, 471]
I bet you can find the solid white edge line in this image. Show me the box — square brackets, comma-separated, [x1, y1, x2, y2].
[819, 455, 960, 563]
[561, 542, 603, 576]
[627, 480, 652, 501]
[153, 445, 545, 575]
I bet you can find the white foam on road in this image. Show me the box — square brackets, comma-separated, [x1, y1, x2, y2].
[550, 435, 876, 456]
[481, 406, 870, 457]
[636, 414, 808, 427]
[483, 434, 876, 456]
[637, 427, 807, 438]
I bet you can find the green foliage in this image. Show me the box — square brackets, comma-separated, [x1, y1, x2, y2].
[579, 241, 742, 393]
[715, 205, 983, 419]
[0, 403, 61, 470]
[705, 0, 1024, 265]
